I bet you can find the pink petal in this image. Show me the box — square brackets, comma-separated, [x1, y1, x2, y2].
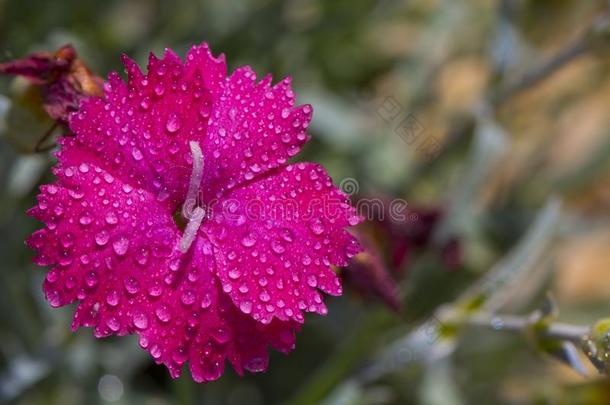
[204, 163, 363, 324]
[27, 140, 299, 380]
[201, 66, 312, 199]
[136, 237, 299, 381]
[26, 140, 178, 337]
[69, 44, 226, 207]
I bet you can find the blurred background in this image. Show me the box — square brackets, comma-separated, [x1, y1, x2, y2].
[1, 0, 610, 404]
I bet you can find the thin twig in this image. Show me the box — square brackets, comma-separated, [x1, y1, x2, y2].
[491, 13, 609, 107]
[491, 41, 588, 107]
[467, 313, 590, 342]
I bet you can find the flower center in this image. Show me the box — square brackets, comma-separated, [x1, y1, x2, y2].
[178, 141, 205, 253]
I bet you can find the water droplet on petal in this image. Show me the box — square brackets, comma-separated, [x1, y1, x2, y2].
[271, 240, 285, 254]
[131, 147, 143, 161]
[85, 272, 98, 288]
[244, 357, 267, 372]
[241, 232, 257, 247]
[112, 237, 130, 256]
[309, 219, 324, 235]
[46, 289, 61, 307]
[79, 214, 92, 226]
[60, 233, 75, 248]
[106, 317, 120, 332]
[106, 290, 120, 306]
[140, 98, 151, 110]
[148, 284, 163, 297]
[166, 113, 182, 133]
[132, 312, 149, 330]
[124, 277, 140, 294]
[155, 305, 172, 322]
[201, 293, 212, 309]
[172, 347, 188, 364]
[150, 344, 162, 359]
[95, 231, 110, 246]
[154, 84, 165, 96]
[135, 248, 149, 265]
[348, 215, 360, 226]
[239, 301, 252, 314]
[105, 211, 118, 225]
[181, 290, 196, 306]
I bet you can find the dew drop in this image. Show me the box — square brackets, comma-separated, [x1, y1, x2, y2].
[124, 277, 140, 294]
[239, 301, 253, 314]
[148, 284, 163, 297]
[46, 270, 59, 283]
[106, 317, 120, 332]
[150, 344, 162, 359]
[271, 240, 285, 254]
[140, 98, 151, 110]
[79, 214, 92, 226]
[85, 272, 98, 288]
[95, 231, 110, 246]
[112, 237, 130, 256]
[166, 113, 182, 133]
[131, 147, 144, 161]
[60, 233, 75, 248]
[281, 229, 294, 243]
[105, 290, 120, 306]
[46, 289, 61, 307]
[244, 357, 267, 372]
[132, 312, 149, 330]
[241, 232, 257, 247]
[181, 290, 196, 306]
[201, 293, 212, 309]
[105, 211, 118, 225]
[309, 219, 324, 235]
[155, 305, 172, 322]
[154, 84, 165, 96]
[135, 248, 149, 265]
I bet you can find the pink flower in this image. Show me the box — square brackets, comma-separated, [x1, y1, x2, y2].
[26, 43, 362, 382]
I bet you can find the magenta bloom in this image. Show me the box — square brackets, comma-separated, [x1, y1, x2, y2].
[27, 43, 362, 382]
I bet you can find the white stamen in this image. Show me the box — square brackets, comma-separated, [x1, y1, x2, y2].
[179, 207, 205, 253]
[179, 141, 205, 253]
[183, 141, 204, 213]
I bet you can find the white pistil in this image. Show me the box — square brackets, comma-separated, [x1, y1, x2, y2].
[179, 206, 205, 253]
[179, 141, 205, 253]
